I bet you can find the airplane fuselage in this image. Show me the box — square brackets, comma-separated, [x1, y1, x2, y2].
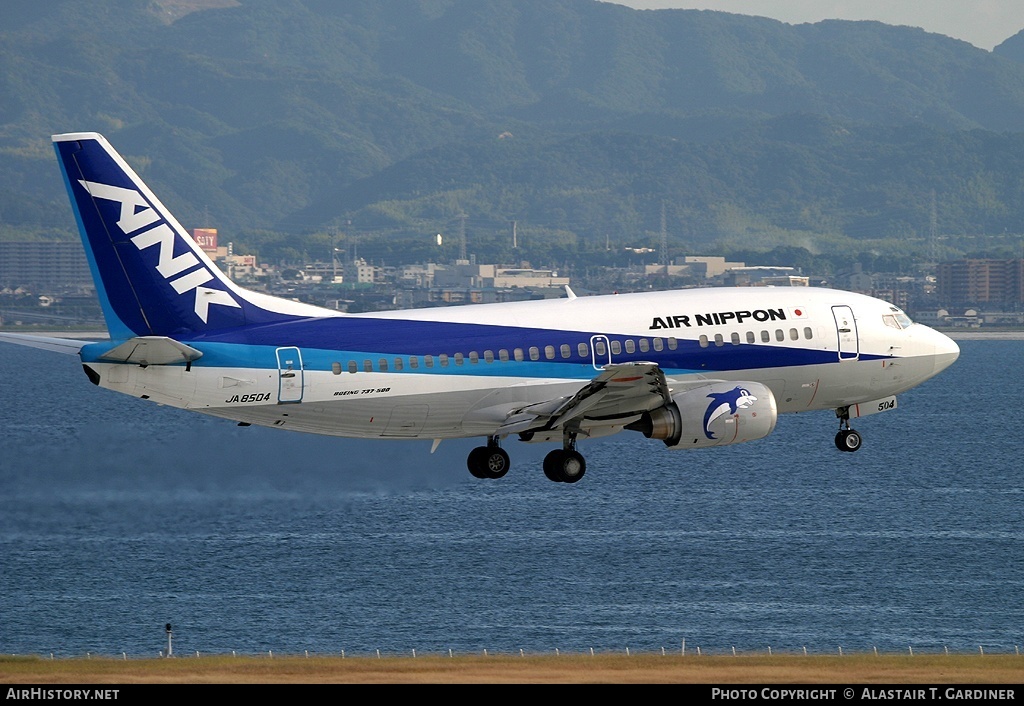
[78, 286, 957, 442]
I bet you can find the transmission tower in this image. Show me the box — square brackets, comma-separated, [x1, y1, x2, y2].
[929, 190, 938, 263]
[459, 213, 467, 262]
[659, 201, 668, 268]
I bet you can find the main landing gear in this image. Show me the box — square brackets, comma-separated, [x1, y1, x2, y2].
[465, 431, 587, 483]
[467, 436, 510, 479]
[834, 407, 862, 453]
[542, 431, 586, 484]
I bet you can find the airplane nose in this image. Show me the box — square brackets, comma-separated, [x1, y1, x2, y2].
[930, 328, 960, 374]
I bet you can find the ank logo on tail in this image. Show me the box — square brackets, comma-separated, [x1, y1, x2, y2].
[79, 179, 241, 323]
[703, 386, 759, 439]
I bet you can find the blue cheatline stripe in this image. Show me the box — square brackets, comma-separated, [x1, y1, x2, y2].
[179, 317, 882, 372]
[80, 334, 883, 380]
[79, 315, 878, 376]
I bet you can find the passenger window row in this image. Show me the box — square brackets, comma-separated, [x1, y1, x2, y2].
[331, 328, 809, 373]
[328, 336, 681, 374]
[698, 327, 814, 348]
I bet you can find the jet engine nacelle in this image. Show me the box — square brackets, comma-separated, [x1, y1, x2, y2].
[627, 381, 778, 449]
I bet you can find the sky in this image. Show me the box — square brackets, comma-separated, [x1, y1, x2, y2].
[611, 1, 1024, 51]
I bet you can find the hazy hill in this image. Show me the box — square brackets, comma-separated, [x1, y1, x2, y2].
[994, 29, 1024, 64]
[3, 0, 1024, 264]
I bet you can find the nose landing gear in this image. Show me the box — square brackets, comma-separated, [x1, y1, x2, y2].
[834, 407, 862, 452]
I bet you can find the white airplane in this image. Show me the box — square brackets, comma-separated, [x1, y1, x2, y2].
[0, 132, 960, 483]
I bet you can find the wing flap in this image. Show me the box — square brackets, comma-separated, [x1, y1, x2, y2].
[499, 362, 674, 435]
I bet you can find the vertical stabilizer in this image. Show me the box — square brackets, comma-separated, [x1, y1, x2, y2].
[52, 133, 329, 339]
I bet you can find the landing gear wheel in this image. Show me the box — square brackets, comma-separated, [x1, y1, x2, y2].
[483, 446, 510, 478]
[467, 447, 489, 478]
[543, 451, 563, 482]
[467, 445, 510, 479]
[834, 406, 862, 453]
[542, 449, 586, 483]
[834, 428, 862, 452]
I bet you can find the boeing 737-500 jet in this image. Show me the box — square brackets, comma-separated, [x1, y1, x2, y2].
[0, 133, 960, 483]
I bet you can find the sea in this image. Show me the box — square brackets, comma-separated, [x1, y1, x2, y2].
[0, 337, 1021, 659]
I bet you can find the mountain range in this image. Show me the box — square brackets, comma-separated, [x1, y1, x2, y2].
[4, 0, 1024, 266]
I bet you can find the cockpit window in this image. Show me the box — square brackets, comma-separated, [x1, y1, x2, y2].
[884, 308, 914, 330]
[889, 307, 914, 329]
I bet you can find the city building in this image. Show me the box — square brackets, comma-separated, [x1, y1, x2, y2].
[644, 255, 745, 280]
[936, 258, 1024, 307]
[191, 228, 229, 260]
[0, 241, 93, 290]
[719, 266, 802, 286]
[432, 261, 569, 290]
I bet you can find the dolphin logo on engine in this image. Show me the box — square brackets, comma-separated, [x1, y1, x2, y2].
[703, 386, 758, 439]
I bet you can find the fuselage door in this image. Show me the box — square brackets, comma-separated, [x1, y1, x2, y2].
[275, 346, 304, 403]
[832, 305, 859, 361]
[590, 334, 612, 370]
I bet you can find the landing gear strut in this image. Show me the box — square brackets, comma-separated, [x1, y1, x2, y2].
[542, 431, 586, 483]
[834, 407, 862, 452]
[467, 436, 510, 479]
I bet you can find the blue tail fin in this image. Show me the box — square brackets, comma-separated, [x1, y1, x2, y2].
[53, 132, 322, 339]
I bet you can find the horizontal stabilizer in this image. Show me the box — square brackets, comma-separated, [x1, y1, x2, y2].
[98, 336, 203, 366]
[0, 332, 96, 355]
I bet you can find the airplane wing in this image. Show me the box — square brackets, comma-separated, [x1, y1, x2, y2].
[0, 332, 97, 355]
[496, 362, 675, 436]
